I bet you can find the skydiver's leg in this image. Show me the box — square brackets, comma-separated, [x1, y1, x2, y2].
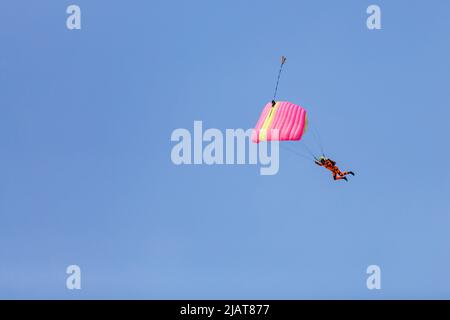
[333, 173, 348, 181]
[338, 170, 355, 177]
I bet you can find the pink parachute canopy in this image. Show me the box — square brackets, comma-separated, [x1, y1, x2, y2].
[252, 101, 308, 143]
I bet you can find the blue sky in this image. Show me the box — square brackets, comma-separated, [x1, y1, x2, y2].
[1, 0, 449, 299]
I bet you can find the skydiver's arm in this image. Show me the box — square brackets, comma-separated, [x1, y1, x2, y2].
[315, 161, 322, 166]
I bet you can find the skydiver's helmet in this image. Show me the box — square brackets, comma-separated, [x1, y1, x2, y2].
[318, 156, 326, 164]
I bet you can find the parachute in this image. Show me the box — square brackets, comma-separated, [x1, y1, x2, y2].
[252, 56, 324, 162]
[252, 101, 308, 143]
[252, 56, 308, 143]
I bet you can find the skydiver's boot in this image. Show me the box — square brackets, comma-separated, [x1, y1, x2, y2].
[348, 171, 355, 176]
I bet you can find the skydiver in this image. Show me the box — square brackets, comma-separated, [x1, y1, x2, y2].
[315, 156, 355, 181]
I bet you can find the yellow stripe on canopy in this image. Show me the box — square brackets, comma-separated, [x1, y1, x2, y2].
[259, 102, 279, 141]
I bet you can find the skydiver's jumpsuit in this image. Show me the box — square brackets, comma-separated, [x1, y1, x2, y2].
[316, 159, 351, 180]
